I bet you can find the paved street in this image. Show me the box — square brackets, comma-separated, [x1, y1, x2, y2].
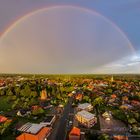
[54, 97, 73, 140]
[48, 116, 60, 140]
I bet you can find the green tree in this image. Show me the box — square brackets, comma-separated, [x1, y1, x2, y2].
[107, 89, 112, 94]
[92, 97, 103, 106]
[98, 133, 110, 140]
[83, 95, 90, 102]
[15, 87, 20, 96]
[32, 108, 44, 116]
[128, 118, 137, 124]
[6, 89, 13, 96]
[0, 89, 5, 96]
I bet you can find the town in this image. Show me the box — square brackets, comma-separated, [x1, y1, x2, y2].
[0, 74, 140, 140]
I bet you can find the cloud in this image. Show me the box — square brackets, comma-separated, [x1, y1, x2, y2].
[92, 52, 140, 74]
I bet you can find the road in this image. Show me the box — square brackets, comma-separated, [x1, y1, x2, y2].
[54, 97, 73, 140]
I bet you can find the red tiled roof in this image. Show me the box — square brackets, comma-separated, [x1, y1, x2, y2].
[0, 115, 8, 123]
[131, 100, 140, 104]
[32, 106, 41, 110]
[113, 135, 128, 140]
[16, 127, 51, 140]
[111, 94, 117, 98]
[69, 127, 80, 136]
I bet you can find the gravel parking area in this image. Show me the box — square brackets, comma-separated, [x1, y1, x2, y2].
[99, 115, 128, 134]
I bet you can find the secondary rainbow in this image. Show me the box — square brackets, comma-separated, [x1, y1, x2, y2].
[0, 5, 136, 55]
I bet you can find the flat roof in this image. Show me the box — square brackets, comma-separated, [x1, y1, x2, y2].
[76, 110, 95, 120]
[18, 123, 46, 134]
[78, 103, 92, 110]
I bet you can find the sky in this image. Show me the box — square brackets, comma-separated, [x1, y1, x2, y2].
[0, 0, 140, 74]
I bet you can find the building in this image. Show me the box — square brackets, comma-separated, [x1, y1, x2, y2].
[68, 93, 73, 97]
[120, 104, 133, 110]
[75, 93, 83, 101]
[111, 76, 114, 82]
[0, 115, 8, 123]
[16, 123, 51, 140]
[113, 135, 128, 140]
[131, 100, 140, 107]
[111, 94, 117, 99]
[17, 109, 31, 117]
[40, 115, 56, 126]
[69, 127, 81, 140]
[32, 105, 42, 111]
[102, 111, 112, 121]
[77, 103, 93, 111]
[75, 110, 97, 128]
[41, 90, 47, 100]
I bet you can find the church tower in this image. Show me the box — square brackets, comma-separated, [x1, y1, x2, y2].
[111, 76, 114, 82]
[41, 89, 47, 100]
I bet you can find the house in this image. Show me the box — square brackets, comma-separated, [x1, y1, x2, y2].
[131, 100, 140, 107]
[75, 93, 83, 101]
[102, 111, 112, 121]
[69, 127, 81, 140]
[17, 110, 31, 117]
[32, 105, 42, 111]
[120, 104, 133, 110]
[72, 91, 76, 94]
[113, 135, 128, 140]
[0, 80, 5, 87]
[0, 115, 8, 123]
[75, 110, 97, 128]
[77, 103, 93, 111]
[111, 94, 117, 99]
[17, 110, 26, 117]
[122, 96, 128, 102]
[16, 123, 51, 140]
[40, 115, 56, 126]
[68, 93, 73, 97]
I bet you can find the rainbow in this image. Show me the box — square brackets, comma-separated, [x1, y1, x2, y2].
[0, 5, 136, 54]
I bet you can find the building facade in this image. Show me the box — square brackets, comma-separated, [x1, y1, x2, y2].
[75, 110, 97, 128]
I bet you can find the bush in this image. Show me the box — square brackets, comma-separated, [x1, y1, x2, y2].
[32, 108, 44, 116]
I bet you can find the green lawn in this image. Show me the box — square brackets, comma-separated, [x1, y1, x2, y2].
[0, 96, 12, 111]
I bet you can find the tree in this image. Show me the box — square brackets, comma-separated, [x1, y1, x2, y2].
[15, 87, 20, 96]
[12, 98, 20, 109]
[11, 95, 17, 101]
[6, 89, 13, 96]
[107, 89, 112, 94]
[0, 120, 12, 135]
[92, 97, 103, 106]
[128, 118, 137, 124]
[20, 85, 31, 97]
[83, 95, 90, 102]
[23, 102, 29, 109]
[98, 133, 110, 140]
[0, 90, 5, 96]
[30, 91, 38, 98]
[32, 108, 44, 116]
